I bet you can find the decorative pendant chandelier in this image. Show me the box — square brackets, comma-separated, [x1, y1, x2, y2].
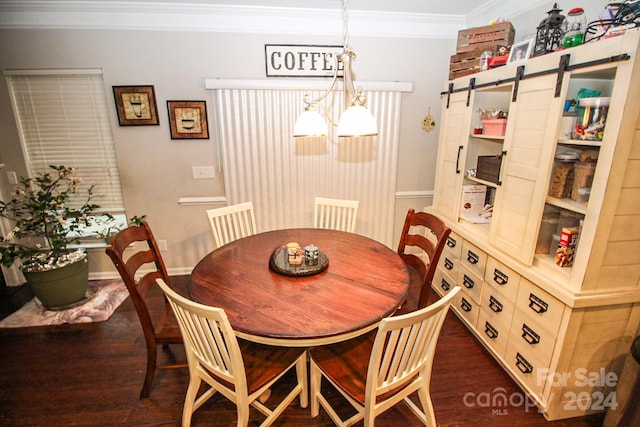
[293, 0, 378, 138]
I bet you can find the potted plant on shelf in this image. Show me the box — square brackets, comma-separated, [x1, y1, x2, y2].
[0, 165, 114, 309]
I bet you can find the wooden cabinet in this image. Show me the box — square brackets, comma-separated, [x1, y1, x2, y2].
[430, 30, 640, 420]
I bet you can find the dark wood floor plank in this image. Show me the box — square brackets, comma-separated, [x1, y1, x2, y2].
[0, 276, 604, 426]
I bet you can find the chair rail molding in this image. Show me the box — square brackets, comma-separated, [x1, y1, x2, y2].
[395, 190, 434, 199]
[178, 196, 227, 206]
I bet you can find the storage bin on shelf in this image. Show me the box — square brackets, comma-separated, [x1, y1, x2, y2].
[573, 97, 610, 141]
[576, 187, 591, 205]
[476, 155, 502, 183]
[536, 212, 560, 254]
[549, 153, 579, 198]
[482, 118, 507, 136]
[571, 161, 596, 201]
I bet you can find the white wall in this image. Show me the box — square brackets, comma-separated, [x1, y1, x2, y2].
[0, 27, 454, 277]
[0, 0, 611, 278]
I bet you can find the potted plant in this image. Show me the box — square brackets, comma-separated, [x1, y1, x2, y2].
[0, 165, 114, 309]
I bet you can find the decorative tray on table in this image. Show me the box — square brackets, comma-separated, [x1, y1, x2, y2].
[269, 246, 329, 277]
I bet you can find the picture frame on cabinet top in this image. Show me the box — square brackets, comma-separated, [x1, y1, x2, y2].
[508, 39, 534, 64]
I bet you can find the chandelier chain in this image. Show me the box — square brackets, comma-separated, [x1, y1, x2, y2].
[342, 0, 349, 49]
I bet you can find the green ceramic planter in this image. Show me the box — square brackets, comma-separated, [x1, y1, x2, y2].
[21, 255, 89, 310]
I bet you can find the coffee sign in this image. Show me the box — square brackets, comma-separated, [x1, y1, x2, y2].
[265, 44, 343, 77]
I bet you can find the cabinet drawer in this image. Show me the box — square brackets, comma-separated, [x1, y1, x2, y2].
[478, 308, 510, 357]
[454, 291, 480, 327]
[458, 264, 483, 304]
[439, 253, 460, 280]
[433, 268, 457, 296]
[505, 343, 546, 397]
[460, 240, 487, 278]
[484, 257, 520, 303]
[480, 284, 515, 324]
[515, 278, 565, 334]
[510, 309, 558, 367]
[442, 231, 463, 260]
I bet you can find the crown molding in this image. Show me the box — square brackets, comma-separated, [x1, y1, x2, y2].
[0, 1, 467, 39]
[466, 0, 550, 27]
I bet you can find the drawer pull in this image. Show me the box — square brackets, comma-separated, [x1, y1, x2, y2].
[446, 236, 457, 248]
[462, 274, 475, 289]
[466, 250, 479, 264]
[439, 278, 451, 291]
[444, 258, 454, 270]
[516, 352, 534, 374]
[484, 321, 499, 339]
[489, 295, 503, 313]
[528, 293, 548, 314]
[493, 268, 509, 285]
[460, 297, 472, 313]
[521, 323, 541, 345]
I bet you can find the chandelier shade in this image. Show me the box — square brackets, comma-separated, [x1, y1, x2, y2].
[293, 104, 329, 137]
[337, 103, 377, 137]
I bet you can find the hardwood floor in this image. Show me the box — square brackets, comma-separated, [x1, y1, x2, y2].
[0, 276, 605, 426]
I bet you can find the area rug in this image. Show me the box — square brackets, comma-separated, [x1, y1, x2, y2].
[0, 280, 129, 328]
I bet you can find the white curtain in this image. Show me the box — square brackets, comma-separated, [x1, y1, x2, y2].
[209, 81, 409, 247]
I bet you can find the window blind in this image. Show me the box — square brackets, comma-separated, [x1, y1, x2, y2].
[4, 69, 124, 214]
[210, 83, 405, 246]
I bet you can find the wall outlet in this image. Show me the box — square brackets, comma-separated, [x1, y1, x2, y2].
[6, 171, 18, 185]
[192, 166, 215, 179]
[157, 239, 168, 251]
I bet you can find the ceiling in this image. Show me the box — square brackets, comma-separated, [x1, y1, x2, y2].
[76, 0, 494, 17]
[0, 0, 552, 38]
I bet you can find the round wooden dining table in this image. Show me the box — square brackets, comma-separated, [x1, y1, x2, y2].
[188, 228, 409, 347]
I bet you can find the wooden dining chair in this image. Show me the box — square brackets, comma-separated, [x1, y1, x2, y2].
[155, 278, 308, 427]
[105, 221, 184, 399]
[309, 286, 459, 427]
[314, 197, 360, 233]
[396, 209, 451, 313]
[206, 201, 257, 248]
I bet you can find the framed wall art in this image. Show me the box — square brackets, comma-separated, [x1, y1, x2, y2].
[112, 85, 159, 126]
[167, 100, 209, 139]
[507, 39, 534, 64]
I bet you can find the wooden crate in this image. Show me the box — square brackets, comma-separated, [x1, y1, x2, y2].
[449, 48, 484, 81]
[456, 22, 515, 54]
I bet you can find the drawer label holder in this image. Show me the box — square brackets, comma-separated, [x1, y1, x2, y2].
[493, 268, 509, 285]
[528, 293, 548, 314]
[516, 352, 534, 374]
[461, 297, 473, 313]
[522, 323, 541, 345]
[444, 258, 454, 270]
[484, 321, 499, 339]
[489, 295, 503, 313]
[463, 274, 475, 289]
